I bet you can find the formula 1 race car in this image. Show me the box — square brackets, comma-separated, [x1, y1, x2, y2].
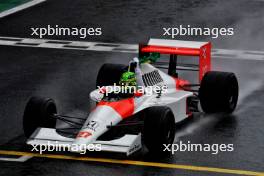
[23, 38, 239, 156]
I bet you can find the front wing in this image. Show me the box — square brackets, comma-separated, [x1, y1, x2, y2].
[27, 128, 142, 156]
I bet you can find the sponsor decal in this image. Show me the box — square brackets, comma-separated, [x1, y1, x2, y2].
[77, 131, 92, 138]
[202, 47, 206, 59]
[85, 120, 99, 131]
[128, 144, 141, 154]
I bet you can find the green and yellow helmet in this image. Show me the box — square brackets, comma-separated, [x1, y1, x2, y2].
[119, 71, 137, 86]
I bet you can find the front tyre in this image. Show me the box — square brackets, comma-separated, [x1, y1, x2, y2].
[199, 71, 239, 113]
[23, 97, 57, 138]
[143, 106, 175, 154]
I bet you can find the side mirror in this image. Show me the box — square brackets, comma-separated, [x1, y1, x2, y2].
[90, 90, 104, 102]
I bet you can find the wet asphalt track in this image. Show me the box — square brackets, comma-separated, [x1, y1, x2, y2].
[0, 0, 264, 175]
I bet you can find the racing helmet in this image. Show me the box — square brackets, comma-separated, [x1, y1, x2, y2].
[119, 71, 137, 86]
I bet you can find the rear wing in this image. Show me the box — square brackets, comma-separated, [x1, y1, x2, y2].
[139, 38, 211, 82]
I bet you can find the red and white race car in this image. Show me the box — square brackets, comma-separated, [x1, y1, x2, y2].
[23, 38, 239, 156]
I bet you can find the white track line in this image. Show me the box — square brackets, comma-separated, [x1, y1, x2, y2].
[0, 155, 32, 162]
[0, 36, 264, 61]
[0, 0, 46, 18]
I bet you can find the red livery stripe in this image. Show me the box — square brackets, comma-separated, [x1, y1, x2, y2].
[98, 98, 135, 119]
[141, 45, 200, 56]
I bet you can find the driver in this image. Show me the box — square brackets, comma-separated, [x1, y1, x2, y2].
[117, 71, 137, 98]
[90, 57, 144, 102]
[119, 71, 137, 87]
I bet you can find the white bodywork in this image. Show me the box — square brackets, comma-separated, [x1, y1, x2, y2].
[27, 39, 199, 156]
[148, 38, 207, 49]
[27, 63, 193, 155]
[135, 63, 193, 122]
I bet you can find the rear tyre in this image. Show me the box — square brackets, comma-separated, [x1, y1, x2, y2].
[199, 71, 239, 113]
[143, 106, 175, 154]
[23, 97, 57, 138]
[96, 63, 127, 87]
